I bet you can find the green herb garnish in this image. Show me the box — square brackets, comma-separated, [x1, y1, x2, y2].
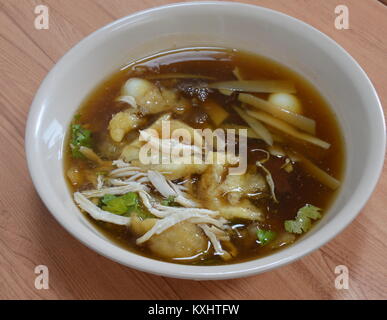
[284, 204, 322, 234]
[161, 195, 177, 206]
[256, 229, 277, 246]
[101, 194, 117, 205]
[101, 192, 138, 216]
[100, 192, 154, 219]
[70, 123, 92, 158]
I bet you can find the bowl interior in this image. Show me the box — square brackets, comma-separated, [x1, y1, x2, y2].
[26, 2, 385, 279]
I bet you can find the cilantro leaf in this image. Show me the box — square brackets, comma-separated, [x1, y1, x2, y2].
[298, 204, 322, 220]
[256, 229, 277, 246]
[284, 204, 322, 234]
[161, 195, 177, 206]
[101, 194, 117, 205]
[70, 123, 92, 158]
[119, 192, 138, 207]
[101, 192, 138, 216]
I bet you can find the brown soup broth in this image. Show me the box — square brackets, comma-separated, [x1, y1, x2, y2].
[65, 48, 345, 265]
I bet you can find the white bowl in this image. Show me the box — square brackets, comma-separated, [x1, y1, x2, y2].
[26, 2, 385, 280]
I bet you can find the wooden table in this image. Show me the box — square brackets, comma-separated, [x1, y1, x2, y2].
[0, 0, 386, 300]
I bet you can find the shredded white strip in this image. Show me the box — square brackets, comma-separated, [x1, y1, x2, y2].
[168, 181, 197, 207]
[80, 183, 146, 198]
[206, 225, 230, 241]
[108, 178, 150, 191]
[136, 212, 196, 244]
[110, 168, 143, 178]
[148, 170, 198, 207]
[127, 172, 148, 181]
[189, 217, 228, 230]
[199, 224, 227, 256]
[108, 178, 131, 186]
[112, 159, 139, 168]
[137, 177, 150, 184]
[256, 161, 278, 203]
[137, 191, 171, 218]
[108, 172, 149, 185]
[139, 130, 203, 156]
[147, 170, 176, 198]
[136, 211, 224, 244]
[153, 204, 218, 217]
[97, 175, 104, 190]
[74, 192, 131, 225]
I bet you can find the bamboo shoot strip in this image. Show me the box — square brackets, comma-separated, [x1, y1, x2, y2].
[208, 80, 296, 93]
[233, 106, 273, 146]
[246, 109, 330, 149]
[239, 93, 316, 134]
[290, 152, 340, 190]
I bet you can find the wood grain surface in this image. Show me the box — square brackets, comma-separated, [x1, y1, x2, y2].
[0, 0, 386, 300]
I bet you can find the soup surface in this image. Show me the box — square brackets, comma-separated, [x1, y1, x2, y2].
[65, 47, 344, 265]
